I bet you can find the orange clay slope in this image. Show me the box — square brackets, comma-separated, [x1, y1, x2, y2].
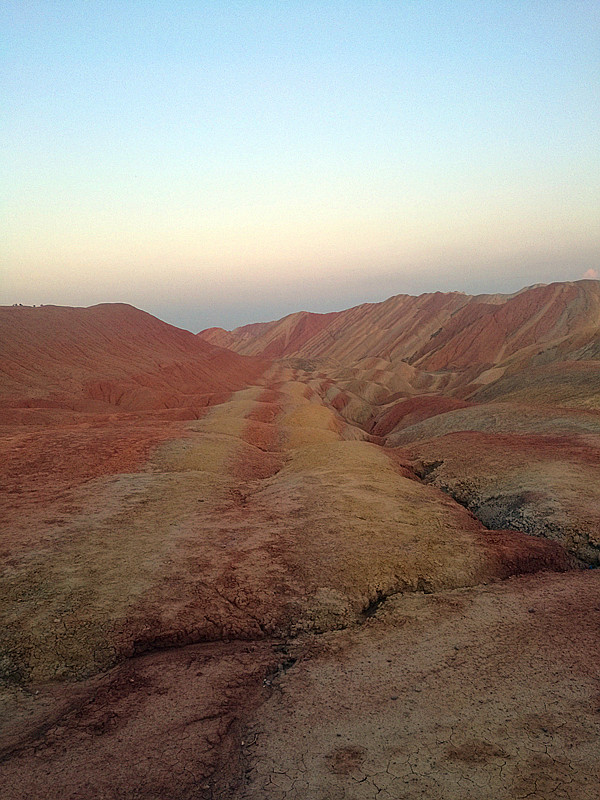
[0, 303, 268, 416]
[199, 279, 600, 407]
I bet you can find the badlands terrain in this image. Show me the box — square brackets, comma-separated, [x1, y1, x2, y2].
[1, 279, 599, 799]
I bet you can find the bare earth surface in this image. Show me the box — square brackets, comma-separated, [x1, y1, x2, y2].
[1, 284, 599, 798]
[236, 570, 600, 800]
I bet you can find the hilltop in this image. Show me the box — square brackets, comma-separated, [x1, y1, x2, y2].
[0, 302, 266, 415]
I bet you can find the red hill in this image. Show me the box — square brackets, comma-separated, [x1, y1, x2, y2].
[0, 303, 267, 413]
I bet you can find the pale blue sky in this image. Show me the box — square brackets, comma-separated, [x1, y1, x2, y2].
[2, 1, 599, 330]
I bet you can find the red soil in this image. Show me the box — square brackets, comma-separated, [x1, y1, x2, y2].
[0, 303, 268, 412]
[0, 420, 187, 501]
[371, 395, 471, 436]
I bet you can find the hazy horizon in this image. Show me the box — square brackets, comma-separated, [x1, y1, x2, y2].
[144, 268, 600, 333]
[5, 273, 600, 337]
[2, 1, 599, 331]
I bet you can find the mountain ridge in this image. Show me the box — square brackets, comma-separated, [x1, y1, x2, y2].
[198, 279, 600, 408]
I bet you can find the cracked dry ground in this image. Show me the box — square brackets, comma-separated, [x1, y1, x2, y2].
[1, 364, 599, 799]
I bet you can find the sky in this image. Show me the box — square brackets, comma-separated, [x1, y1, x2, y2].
[1, 1, 599, 332]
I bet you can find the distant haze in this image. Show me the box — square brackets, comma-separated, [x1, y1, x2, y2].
[2, 1, 599, 331]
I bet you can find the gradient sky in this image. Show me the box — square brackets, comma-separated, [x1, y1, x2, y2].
[2, 1, 599, 331]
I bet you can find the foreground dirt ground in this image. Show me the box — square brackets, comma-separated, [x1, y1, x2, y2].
[1, 571, 598, 799]
[236, 570, 600, 800]
[2, 365, 598, 798]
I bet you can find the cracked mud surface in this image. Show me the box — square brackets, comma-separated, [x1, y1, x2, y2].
[236, 570, 600, 800]
[0, 640, 278, 800]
